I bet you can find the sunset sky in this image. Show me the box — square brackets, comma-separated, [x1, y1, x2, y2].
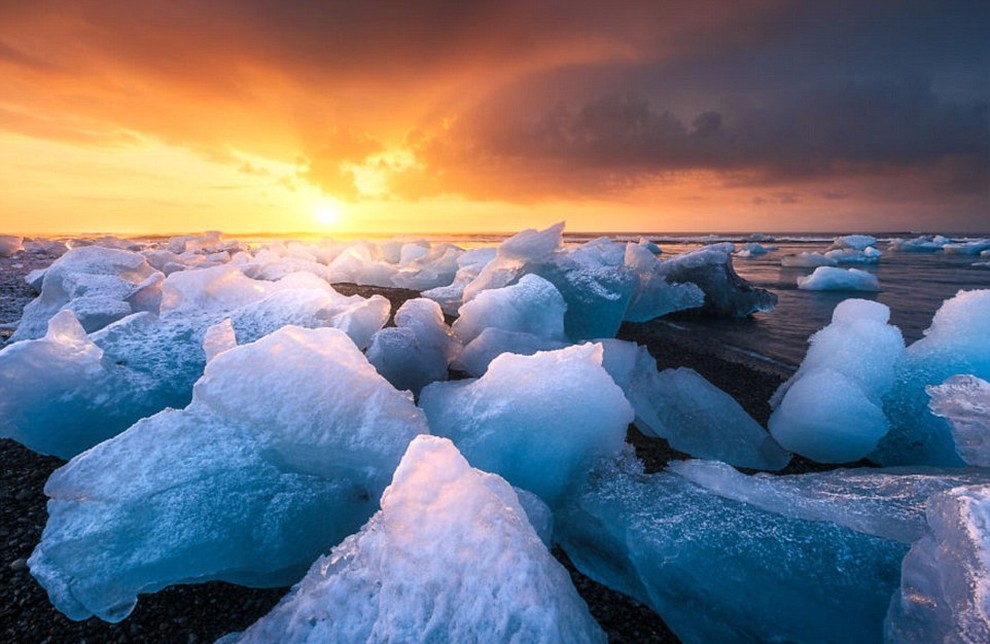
[1, 1, 987, 236]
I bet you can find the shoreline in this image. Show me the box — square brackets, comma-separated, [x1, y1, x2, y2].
[1, 272, 792, 643]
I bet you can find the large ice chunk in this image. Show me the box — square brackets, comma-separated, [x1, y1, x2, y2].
[874, 289, 990, 466]
[224, 436, 604, 643]
[452, 273, 567, 346]
[796, 266, 880, 291]
[10, 246, 163, 342]
[671, 459, 990, 543]
[451, 327, 568, 377]
[556, 453, 907, 644]
[886, 485, 990, 642]
[366, 298, 458, 394]
[600, 340, 789, 470]
[824, 246, 882, 264]
[419, 344, 633, 507]
[28, 326, 429, 622]
[830, 234, 878, 251]
[622, 243, 705, 322]
[928, 375, 990, 467]
[769, 299, 904, 463]
[421, 247, 496, 316]
[890, 235, 951, 252]
[461, 222, 565, 303]
[654, 243, 777, 316]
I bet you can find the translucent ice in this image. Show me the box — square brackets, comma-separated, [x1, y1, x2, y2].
[886, 485, 990, 642]
[461, 222, 565, 303]
[224, 436, 604, 643]
[796, 266, 880, 291]
[421, 246, 497, 316]
[600, 340, 789, 470]
[452, 327, 568, 377]
[654, 243, 777, 316]
[769, 299, 904, 463]
[366, 298, 458, 394]
[10, 246, 163, 342]
[556, 453, 907, 644]
[874, 289, 990, 466]
[928, 375, 990, 467]
[419, 344, 633, 507]
[621, 243, 704, 323]
[671, 459, 990, 543]
[29, 326, 428, 622]
[452, 273, 567, 346]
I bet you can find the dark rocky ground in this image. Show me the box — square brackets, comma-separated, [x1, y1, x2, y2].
[1, 254, 798, 643]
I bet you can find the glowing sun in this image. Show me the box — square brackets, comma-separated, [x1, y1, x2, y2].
[313, 201, 343, 228]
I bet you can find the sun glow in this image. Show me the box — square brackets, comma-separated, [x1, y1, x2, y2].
[313, 200, 344, 229]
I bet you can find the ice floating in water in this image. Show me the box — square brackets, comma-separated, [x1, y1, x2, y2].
[622, 243, 705, 323]
[600, 340, 789, 470]
[419, 344, 633, 507]
[769, 299, 904, 463]
[824, 246, 882, 264]
[796, 266, 880, 291]
[654, 243, 777, 317]
[886, 484, 990, 642]
[927, 375, 990, 467]
[830, 234, 878, 251]
[224, 436, 604, 643]
[943, 239, 990, 255]
[780, 251, 838, 268]
[10, 246, 163, 342]
[671, 459, 990, 543]
[874, 289, 990, 466]
[556, 453, 907, 644]
[28, 326, 428, 622]
[735, 242, 772, 257]
[366, 298, 458, 394]
[890, 235, 951, 252]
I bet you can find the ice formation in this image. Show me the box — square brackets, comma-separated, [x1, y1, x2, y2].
[10, 246, 163, 342]
[824, 246, 882, 264]
[874, 289, 990, 466]
[366, 298, 458, 394]
[419, 344, 633, 507]
[830, 234, 878, 250]
[796, 265, 880, 291]
[0, 234, 23, 257]
[600, 340, 789, 470]
[890, 235, 951, 252]
[886, 485, 990, 642]
[671, 459, 990, 543]
[223, 436, 604, 643]
[452, 273, 567, 346]
[780, 251, 838, 268]
[654, 243, 777, 316]
[943, 239, 990, 255]
[557, 453, 907, 643]
[421, 246, 497, 315]
[769, 299, 904, 463]
[735, 242, 772, 257]
[29, 326, 428, 622]
[928, 375, 990, 467]
[622, 243, 705, 322]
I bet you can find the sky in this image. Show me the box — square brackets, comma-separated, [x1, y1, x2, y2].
[1, 0, 987, 236]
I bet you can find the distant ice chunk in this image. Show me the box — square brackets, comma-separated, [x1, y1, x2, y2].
[890, 235, 951, 252]
[224, 436, 604, 643]
[830, 234, 878, 251]
[29, 326, 428, 622]
[928, 375, 990, 467]
[638, 237, 663, 254]
[622, 243, 705, 322]
[780, 252, 837, 268]
[655, 243, 777, 316]
[769, 299, 904, 463]
[366, 298, 458, 394]
[10, 246, 163, 342]
[0, 235, 23, 257]
[796, 266, 880, 291]
[886, 485, 990, 642]
[736, 242, 772, 257]
[825, 246, 882, 264]
[420, 344, 633, 507]
[671, 459, 990, 543]
[557, 453, 907, 643]
[943, 239, 990, 255]
[874, 289, 990, 466]
[600, 340, 789, 470]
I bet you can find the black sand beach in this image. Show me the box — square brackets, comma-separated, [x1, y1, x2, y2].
[1, 256, 793, 643]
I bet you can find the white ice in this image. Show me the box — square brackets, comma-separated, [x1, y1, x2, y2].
[796, 266, 880, 291]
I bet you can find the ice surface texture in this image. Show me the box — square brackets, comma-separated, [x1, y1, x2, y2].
[796, 266, 881, 291]
[886, 484, 990, 642]
[654, 242, 776, 316]
[601, 340, 789, 470]
[10, 246, 163, 342]
[366, 298, 458, 394]
[224, 436, 604, 643]
[928, 375, 990, 467]
[557, 454, 908, 644]
[770, 299, 904, 463]
[420, 344, 633, 507]
[29, 326, 428, 622]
